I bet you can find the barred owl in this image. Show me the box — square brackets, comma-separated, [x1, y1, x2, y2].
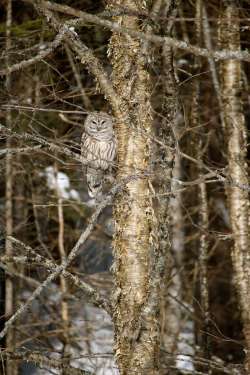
[81, 112, 116, 198]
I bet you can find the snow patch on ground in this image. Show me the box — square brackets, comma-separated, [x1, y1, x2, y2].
[44, 166, 80, 200]
[70, 304, 118, 374]
[33, 305, 118, 374]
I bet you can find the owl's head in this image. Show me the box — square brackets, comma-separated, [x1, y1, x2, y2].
[84, 112, 114, 141]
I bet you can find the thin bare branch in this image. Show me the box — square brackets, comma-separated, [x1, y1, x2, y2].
[0, 123, 81, 162]
[65, 44, 92, 110]
[0, 173, 143, 340]
[24, 0, 122, 119]
[0, 145, 42, 156]
[1, 350, 92, 375]
[0, 29, 65, 76]
[23, 0, 250, 62]
[6, 235, 113, 313]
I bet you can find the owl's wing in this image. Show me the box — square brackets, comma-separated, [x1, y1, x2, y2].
[81, 132, 97, 166]
[81, 132, 89, 159]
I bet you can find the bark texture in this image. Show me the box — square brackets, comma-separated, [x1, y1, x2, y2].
[157, 0, 180, 363]
[220, 2, 250, 371]
[107, 1, 175, 373]
[5, 1, 18, 374]
[195, 0, 210, 362]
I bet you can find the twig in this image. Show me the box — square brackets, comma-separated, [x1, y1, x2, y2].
[65, 44, 92, 110]
[202, 4, 225, 127]
[0, 145, 42, 156]
[0, 262, 40, 288]
[2, 105, 86, 114]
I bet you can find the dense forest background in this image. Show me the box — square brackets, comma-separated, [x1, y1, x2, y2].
[0, 0, 250, 374]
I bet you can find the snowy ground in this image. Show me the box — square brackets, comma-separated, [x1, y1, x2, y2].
[22, 302, 118, 374]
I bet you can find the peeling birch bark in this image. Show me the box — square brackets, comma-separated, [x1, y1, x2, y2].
[107, 1, 175, 373]
[220, 2, 250, 372]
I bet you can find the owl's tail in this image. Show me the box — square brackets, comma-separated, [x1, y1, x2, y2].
[86, 167, 104, 198]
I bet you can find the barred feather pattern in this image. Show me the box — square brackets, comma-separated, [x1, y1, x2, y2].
[81, 112, 116, 198]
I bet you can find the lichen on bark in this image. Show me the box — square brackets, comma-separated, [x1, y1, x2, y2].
[107, 1, 170, 374]
[107, 0, 178, 373]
